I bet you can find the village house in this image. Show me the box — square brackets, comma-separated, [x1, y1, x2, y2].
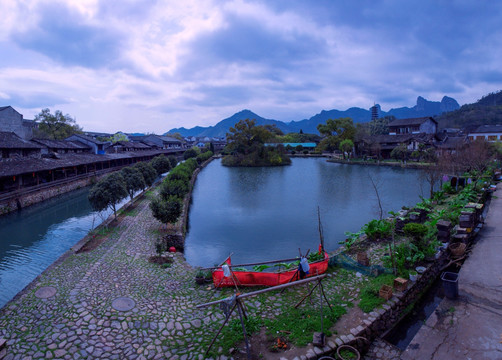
[468, 124, 502, 142]
[65, 134, 108, 154]
[0, 132, 42, 159]
[355, 117, 439, 159]
[105, 141, 152, 153]
[0, 106, 37, 140]
[30, 139, 91, 155]
[129, 135, 184, 150]
[388, 116, 438, 135]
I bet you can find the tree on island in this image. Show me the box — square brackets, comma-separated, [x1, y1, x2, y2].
[222, 119, 291, 166]
[339, 139, 354, 159]
[34, 108, 83, 140]
[88, 172, 128, 219]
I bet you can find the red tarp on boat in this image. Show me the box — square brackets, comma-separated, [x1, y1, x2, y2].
[212, 252, 329, 287]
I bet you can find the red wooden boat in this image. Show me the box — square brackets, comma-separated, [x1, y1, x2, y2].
[212, 251, 329, 287]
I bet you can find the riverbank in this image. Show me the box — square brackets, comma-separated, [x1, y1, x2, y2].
[328, 157, 434, 169]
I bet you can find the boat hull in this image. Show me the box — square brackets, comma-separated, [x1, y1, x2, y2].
[212, 253, 329, 287]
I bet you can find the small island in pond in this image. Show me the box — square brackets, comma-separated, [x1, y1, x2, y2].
[222, 119, 291, 167]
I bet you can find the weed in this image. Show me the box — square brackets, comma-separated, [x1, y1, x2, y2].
[264, 305, 346, 347]
[358, 274, 394, 313]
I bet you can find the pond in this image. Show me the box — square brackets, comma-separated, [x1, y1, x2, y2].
[185, 158, 428, 267]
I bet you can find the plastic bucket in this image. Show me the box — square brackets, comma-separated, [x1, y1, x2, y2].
[441, 271, 459, 299]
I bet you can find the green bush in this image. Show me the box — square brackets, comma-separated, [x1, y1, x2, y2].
[403, 223, 428, 246]
[183, 148, 199, 160]
[363, 219, 392, 241]
[195, 150, 213, 164]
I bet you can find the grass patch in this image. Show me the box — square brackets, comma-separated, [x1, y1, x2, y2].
[121, 208, 139, 216]
[207, 316, 262, 357]
[358, 273, 395, 313]
[264, 304, 347, 347]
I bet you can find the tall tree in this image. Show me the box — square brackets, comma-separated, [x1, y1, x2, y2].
[34, 108, 82, 140]
[150, 155, 171, 175]
[133, 162, 157, 188]
[88, 172, 128, 219]
[317, 117, 356, 152]
[225, 119, 273, 155]
[121, 167, 146, 200]
[150, 196, 182, 226]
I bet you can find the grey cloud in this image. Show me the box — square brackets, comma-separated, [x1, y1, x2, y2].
[12, 3, 125, 68]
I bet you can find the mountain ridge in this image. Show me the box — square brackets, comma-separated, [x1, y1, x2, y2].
[167, 96, 460, 137]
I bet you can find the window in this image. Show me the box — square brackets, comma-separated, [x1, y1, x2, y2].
[488, 135, 498, 141]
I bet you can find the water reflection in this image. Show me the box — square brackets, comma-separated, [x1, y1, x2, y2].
[0, 188, 123, 309]
[185, 158, 427, 267]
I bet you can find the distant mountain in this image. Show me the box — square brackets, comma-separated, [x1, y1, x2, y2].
[167, 110, 290, 138]
[437, 90, 502, 129]
[166, 96, 460, 137]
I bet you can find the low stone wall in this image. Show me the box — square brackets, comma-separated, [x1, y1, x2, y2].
[327, 158, 433, 169]
[0, 177, 98, 216]
[180, 157, 215, 237]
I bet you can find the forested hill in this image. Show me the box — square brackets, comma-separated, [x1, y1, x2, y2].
[437, 90, 502, 129]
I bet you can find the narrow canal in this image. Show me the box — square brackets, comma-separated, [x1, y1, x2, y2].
[185, 158, 428, 267]
[0, 188, 120, 309]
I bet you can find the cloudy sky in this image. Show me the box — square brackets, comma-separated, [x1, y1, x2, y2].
[1, 0, 501, 133]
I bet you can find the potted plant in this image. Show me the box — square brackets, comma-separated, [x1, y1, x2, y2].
[195, 269, 205, 285]
[409, 270, 418, 282]
[204, 270, 213, 283]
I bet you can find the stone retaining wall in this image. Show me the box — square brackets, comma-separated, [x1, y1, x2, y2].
[305, 253, 450, 359]
[0, 177, 99, 216]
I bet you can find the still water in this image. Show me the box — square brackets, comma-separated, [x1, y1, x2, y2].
[185, 158, 427, 267]
[0, 188, 122, 309]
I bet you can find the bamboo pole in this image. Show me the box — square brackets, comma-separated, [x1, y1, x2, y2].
[196, 274, 327, 309]
[200, 256, 300, 270]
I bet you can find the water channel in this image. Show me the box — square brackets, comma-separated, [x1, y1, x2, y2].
[0, 188, 122, 309]
[185, 158, 428, 267]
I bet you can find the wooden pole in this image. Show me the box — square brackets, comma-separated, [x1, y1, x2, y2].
[197, 274, 327, 309]
[204, 302, 237, 356]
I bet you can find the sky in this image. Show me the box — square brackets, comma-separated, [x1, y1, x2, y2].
[1, 0, 501, 134]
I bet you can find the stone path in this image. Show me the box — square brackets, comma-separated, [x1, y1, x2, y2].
[0, 191, 370, 360]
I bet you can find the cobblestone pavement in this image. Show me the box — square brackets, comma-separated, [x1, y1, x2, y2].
[0, 192, 370, 360]
[363, 338, 401, 360]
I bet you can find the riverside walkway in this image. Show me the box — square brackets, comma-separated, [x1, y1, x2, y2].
[400, 183, 502, 360]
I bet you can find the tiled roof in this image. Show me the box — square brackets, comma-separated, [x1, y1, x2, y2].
[31, 139, 90, 150]
[67, 133, 108, 145]
[388, 117, 437, 127]
[0, 149, 175, 177]
[0, 132, 42, 149]
[471, 124, 502, 133]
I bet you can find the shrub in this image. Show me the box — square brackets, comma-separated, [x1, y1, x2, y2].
[183, 148, 199, 160]
[160, 179, 189, 199]
[195, 150, 213, 164]
[363, 219, 392, 241]
[403, 223, 428, 244]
